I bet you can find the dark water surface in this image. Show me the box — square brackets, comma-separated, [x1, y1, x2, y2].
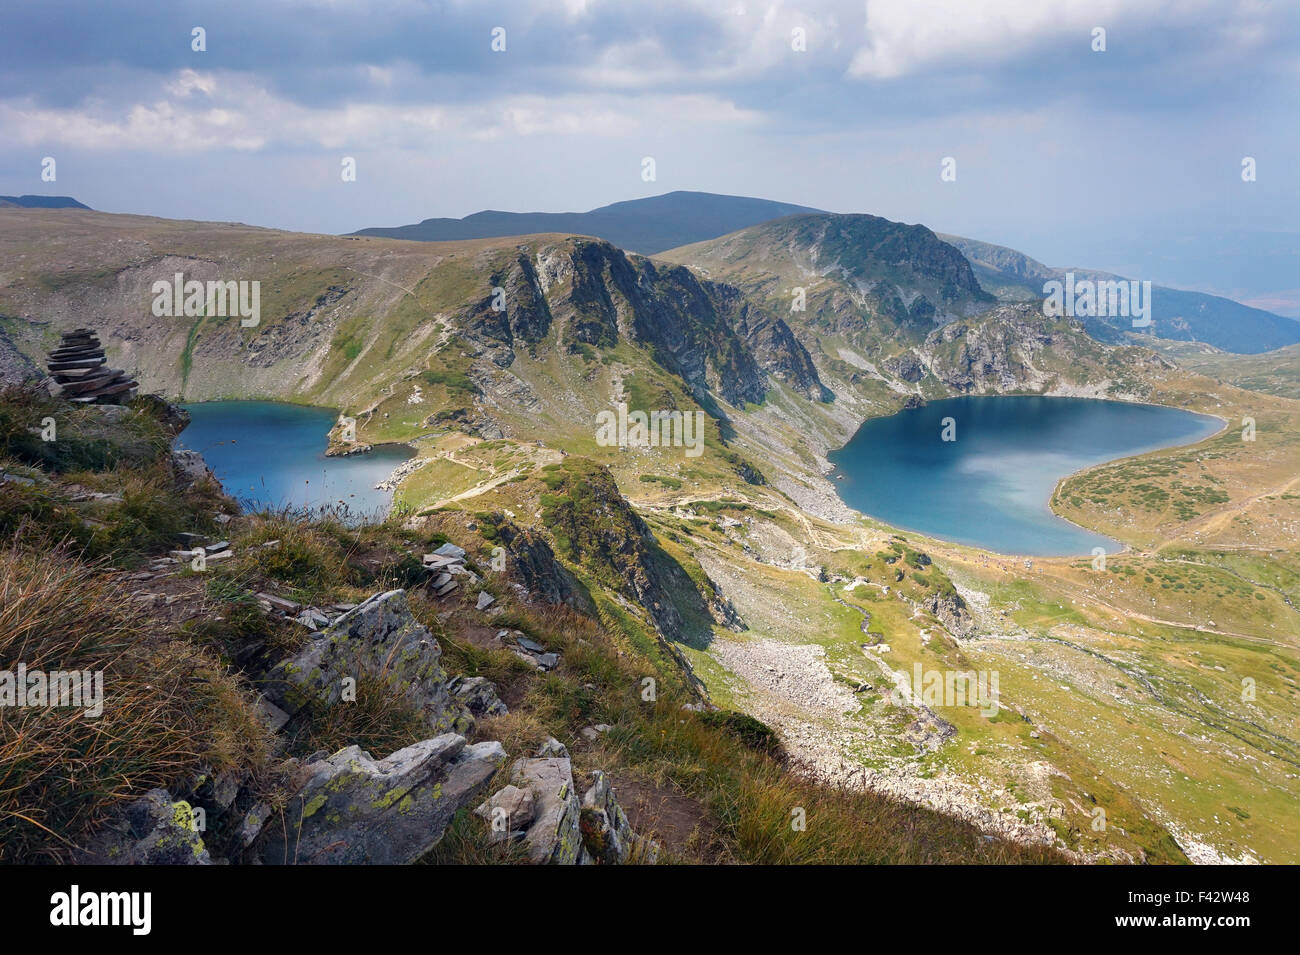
[827, 396, 1222, 555]
[175, 401, 411, 519]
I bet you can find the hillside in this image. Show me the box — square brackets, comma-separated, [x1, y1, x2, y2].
[3, 205, 1298, 863]
[0, 195, 90, 210]
[1141, 340, 1300, 400]
[942, 234, 1300, 355]
[351, 191, 822, 255]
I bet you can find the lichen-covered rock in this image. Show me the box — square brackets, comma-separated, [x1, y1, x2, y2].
[449, 675, 508, 717]
[261, 734, 506, 865]
[536, 736, 569, 758]
[508, 757, 583, 865]
[262, 589, 471, 733]
[80, 788, 211, 865]
[579, 771, 659, 865]
[238, 802, 271, 849]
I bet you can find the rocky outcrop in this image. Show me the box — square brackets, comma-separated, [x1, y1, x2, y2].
[262, 589, 472, 733]
[580, 770, 659, 865]
[132, 393, 190, 437]
[506, 756, 585, 865]
[922, 590, 975, 639]
[478, 752, 658, 865]
[260, 735, 506, 865]
[921, 305, 1056, 393]
[170, 449, 217, 489]
[720, 284, 829, 402]
[453, 237, 820, 409]
[448, 675, 509, 716]
[491, 518, 595, 614]
[536, 459, 742, 649]
[79, 788, 211, 865]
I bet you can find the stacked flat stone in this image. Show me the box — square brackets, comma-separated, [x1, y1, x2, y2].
[45, 328, 137, 404]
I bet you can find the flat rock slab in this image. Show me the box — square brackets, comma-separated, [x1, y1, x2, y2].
[261, 735, 506, 865]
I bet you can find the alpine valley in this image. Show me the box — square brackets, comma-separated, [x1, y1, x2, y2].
[2, 192, 1297, 865]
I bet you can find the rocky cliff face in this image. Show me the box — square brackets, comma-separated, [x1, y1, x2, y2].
[916, 304, 1168, 398]
[458, 236, 826, 406]
[657, 212, 994, 335]
[532, 458, 742, 648]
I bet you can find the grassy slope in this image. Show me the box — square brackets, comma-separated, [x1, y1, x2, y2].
[1144, 340, 1300, 401]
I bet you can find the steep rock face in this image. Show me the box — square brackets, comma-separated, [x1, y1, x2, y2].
[911, 304, 1162, 398]
[492, 518, 596, 615]
[657, 212, 995, 335]
[452, 238, 826, 408]
[922, 306, 1056, 392]
[712, 283, 828, 401]
[535, 459, 743, 646]
[464, 251, 556, 367]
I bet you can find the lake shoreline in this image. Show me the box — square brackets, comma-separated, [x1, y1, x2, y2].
[175, 400, 414, 519]
[824, 393, 1224, 558]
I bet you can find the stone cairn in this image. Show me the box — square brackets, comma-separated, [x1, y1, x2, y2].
[45, 328, 137, 404]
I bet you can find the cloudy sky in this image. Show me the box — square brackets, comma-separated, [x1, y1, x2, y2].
[2, 0, 1298, 306]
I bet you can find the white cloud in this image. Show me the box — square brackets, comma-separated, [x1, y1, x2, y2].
[846, 0, 1231, 79]
[0, 70, 761, 154]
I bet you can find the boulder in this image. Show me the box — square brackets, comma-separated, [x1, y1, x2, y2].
[262, 589, 471, 734]
[80, 788, 211, 865]
[261, 735, 506, 865]
[579, 771, 655, 865]
[449, 675, 508, 717]
[536, 736, 569, 759]
[508, 757, 583, 865]
[473, 784, 536, 843]
[171, 449, 216, 488]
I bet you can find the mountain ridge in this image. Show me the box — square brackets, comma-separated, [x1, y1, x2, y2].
[350, 190, 822, 254]
[351, 190, 1298, 356]
[0, 195, 90, 210]
[941, 233, 1300, 354]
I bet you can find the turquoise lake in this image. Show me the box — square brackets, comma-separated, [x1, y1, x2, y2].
[826, 396, 1222, 556]
[175, 401, 412, 520]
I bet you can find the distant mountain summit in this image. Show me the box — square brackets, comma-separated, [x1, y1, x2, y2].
[0, 195, 90, 209]
[350, 190, 821, 255]
[942, 233, 1300, 354]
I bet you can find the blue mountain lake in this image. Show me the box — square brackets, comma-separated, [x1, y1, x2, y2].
[175, 401, 412, 520]
[827, 396, 1222, 556]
